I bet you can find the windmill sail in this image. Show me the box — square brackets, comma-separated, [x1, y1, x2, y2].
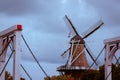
[82, 20, 104, 39]
[60, 15, 103, 69]
[61, 48, 70, 56]
[84, 44, 101, 66]
[64, 15, 79, 37]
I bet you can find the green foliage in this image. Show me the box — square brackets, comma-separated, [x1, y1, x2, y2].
[44, 75, 73, 80]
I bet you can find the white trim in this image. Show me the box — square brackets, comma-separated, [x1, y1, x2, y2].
[0, 25, 22, 38]
[104, 36, 120, 44]
[104, 36, 120, 80]
[71, 48, 84, 64]
[0, 25, 22, 80]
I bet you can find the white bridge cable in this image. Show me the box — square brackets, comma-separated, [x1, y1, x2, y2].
[21, 34, 51, 80]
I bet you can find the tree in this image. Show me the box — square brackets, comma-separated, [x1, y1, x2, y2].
[44, 64, 120, 80]
[94, 64, 120, 80]
[5, 71, 13, 80]
[44, 75, 73, 80]
[5, 71, 25, 80]
[81, 69, 99, 80]
[112, 64, 120, 80]
[94, 65, 104, 80]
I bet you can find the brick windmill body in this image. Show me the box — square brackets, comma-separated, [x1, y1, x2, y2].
[57, 15, 104, 80]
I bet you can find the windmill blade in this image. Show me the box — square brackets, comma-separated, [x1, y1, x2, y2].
[64, 15, 79, 37]
[61, 47, 70, 56]
[82, 20, 104, 39]
[89, 45, 105, 69]
[84, 44, 98, 66]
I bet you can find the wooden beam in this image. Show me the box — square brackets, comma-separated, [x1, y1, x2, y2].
[0, 24, 22, 38]
[104, 36, 120, 44]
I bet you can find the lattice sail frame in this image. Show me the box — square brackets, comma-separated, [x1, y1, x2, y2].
[0, 25, 22, 80]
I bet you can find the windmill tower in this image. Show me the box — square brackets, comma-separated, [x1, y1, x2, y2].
[57, 15, 104, 80]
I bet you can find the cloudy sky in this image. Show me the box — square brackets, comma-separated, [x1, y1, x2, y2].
[0, 0, 120, 80]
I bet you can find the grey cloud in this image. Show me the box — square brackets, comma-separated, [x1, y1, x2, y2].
[1, 0, 119, 65]
[33, 0, 99, 36]
[85, 0, 120, 26]
[2, 1, 120, 79]
[0, 0, 37, 16]
[0, 0, 65, 16]
[35, 18, 68, 35]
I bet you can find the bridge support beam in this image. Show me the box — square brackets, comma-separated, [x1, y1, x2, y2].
[104, 36, 120, 80]
[0, 25, 22, 80]
[13, 31, 21, 80]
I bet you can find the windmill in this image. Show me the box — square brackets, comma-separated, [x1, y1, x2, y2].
[57, 15, 104, 72]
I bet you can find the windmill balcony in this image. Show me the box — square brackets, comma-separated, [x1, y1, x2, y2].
[57, 65, 89, 71]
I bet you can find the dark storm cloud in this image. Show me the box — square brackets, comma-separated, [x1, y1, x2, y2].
[0, 0, 64, 16]
[33, 0, 100, 36]
[0, 0, 72, 64]
[85, 0, 120, 26]
[30, 0, 83, 35]
[0, 0, 68, 39]
[3, 1, 120, 79]
[21, 32, 68, 64]
[0, 0, 36, 15]
[1, 0, 115, 64]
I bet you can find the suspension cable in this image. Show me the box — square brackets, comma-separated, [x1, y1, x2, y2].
[113, 55, 120, 65]
[115, 57, 120, 65]
[8, 40, 33, 80]
[21, 64, 32, 80]
[105, 58, 120, 80]
[0, 39, 12, 56]
[21, 34, 50, 80]
[0, 50, 13, 77]
[88, 45, 105, 69]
